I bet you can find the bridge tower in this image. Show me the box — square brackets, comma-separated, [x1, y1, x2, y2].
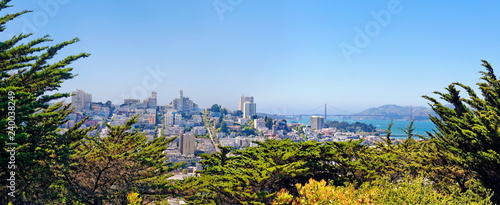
[324, 103, 327, 121]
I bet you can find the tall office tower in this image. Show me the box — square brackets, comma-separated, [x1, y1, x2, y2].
[243, 101, 256, 118]
[71, 89, 92, 111]
[310, 116, 325, 130]
[147, 91, 157, 109]
[238, 96, 254, 111]
[171, 90, 198, 112]
[179, 133, 195, 156]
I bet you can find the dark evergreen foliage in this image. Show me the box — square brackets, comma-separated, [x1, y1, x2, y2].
[324, 120, 377, 133]
[423, 60, 500, 203]
[0, 0, 90, 203]
[1, 1, 499, 204]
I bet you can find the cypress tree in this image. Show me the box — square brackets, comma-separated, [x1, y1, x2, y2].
[64, 116, 180, 204]
[0, 0, 90, 203]
[423, 60, 500, 203]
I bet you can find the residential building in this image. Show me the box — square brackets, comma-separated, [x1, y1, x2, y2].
[164, 125, 184, 136]
[165, 111, 175, 126]
[175, 113, 183, 126]
[192, 114, 202, 124]
[124, 99, 140, 105]
[238, 118, 249, 125]
[219, 138, 236, 147]
[192, 126, 207, 135]
[254, 118, 266, 129]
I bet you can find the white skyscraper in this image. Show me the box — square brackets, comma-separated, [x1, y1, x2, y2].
[243, 101, 256, 118]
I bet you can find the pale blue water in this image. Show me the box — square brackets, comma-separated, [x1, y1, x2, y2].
[290, 118, 437, 138]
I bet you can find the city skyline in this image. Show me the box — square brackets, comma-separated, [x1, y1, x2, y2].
[4, 1, 500, 114]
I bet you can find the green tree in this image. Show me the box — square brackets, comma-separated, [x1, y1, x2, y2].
[265, 116, 273, 129]
[234, 110, 243, 117]
[210, 104, 221, 113]
[179, 139, 375, 204]
[181, 140, 311, 204]
[241, 126, 255, 136]
[221, 107, 228, 116]
[179, 120, 494, 204]
[324, 120, 376, 133]
[63, 116, 181, 204]
[0, 1, 91, 203]
[214, 113, 224, 133]
[365, 120, 475, 195]
[423, 60, 500, 203]
[220, 120, 228, 133]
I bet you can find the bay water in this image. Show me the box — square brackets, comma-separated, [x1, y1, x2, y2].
[290, 118, 437, 138]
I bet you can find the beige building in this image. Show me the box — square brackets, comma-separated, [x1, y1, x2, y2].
[238, 96, 254, 111]
[310, 116, 325, 130]
[179, 133, 195, 157]
[71, 89, 92, 111]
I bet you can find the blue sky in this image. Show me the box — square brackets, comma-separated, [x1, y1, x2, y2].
[2, 0, 500, 114]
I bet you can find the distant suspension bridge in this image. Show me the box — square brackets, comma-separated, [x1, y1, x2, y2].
[285, 104, 415, 119]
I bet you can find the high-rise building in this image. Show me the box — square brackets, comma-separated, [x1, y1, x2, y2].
[171, 90, 198, 112]
[310, 116, 325, 130]
[239, 96, 254, 111]
[71, 89, 92, 111]
[147, 91, 157, 109]
[179, 133, 195, 156]
[243, 101, 256, 118]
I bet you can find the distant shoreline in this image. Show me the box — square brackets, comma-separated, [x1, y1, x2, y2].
[289, 118, 436, 137]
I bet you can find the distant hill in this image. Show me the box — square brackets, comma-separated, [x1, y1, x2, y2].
[353, 104, 433, 120]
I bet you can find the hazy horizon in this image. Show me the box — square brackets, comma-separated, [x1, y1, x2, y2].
[5, 1, 500, 114]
